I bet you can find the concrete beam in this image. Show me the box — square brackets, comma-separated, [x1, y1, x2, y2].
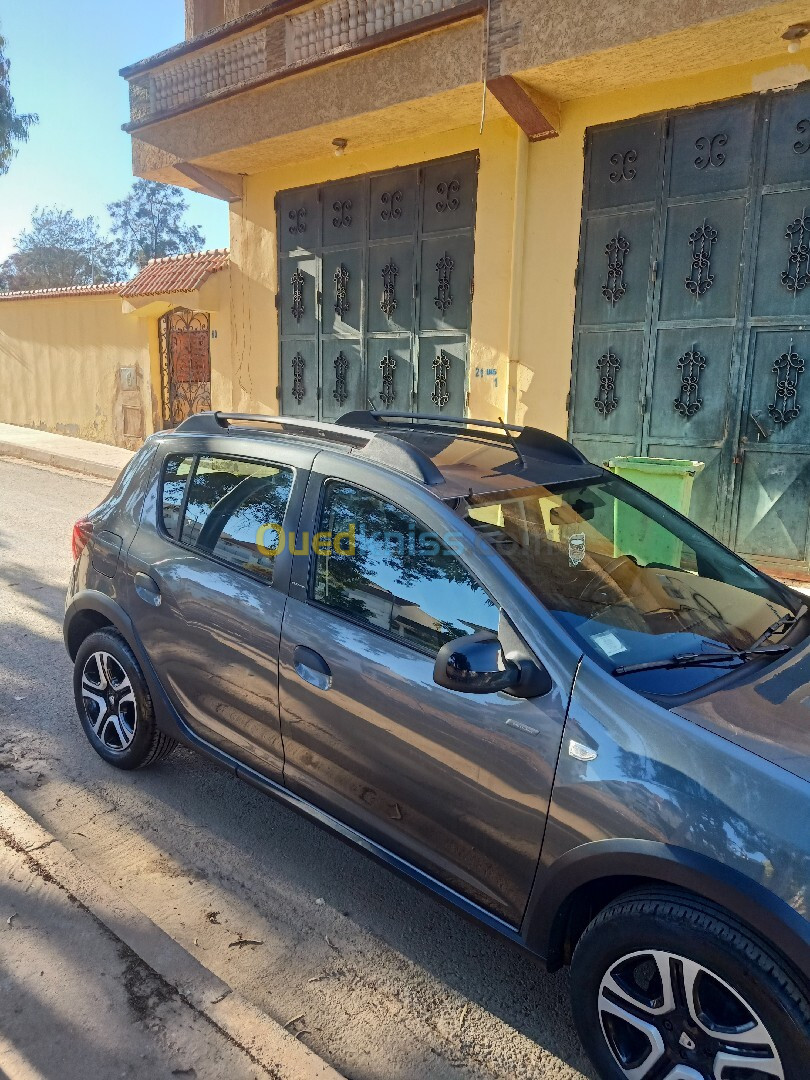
[486, 76, 560, 141]
[174, 162, 244, 201]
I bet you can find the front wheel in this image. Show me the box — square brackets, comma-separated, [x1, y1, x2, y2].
[569, 889, 810, 1080]
[73, 629, 177, 770]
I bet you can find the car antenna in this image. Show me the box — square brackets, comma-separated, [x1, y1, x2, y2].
[498, 416, 527, 470]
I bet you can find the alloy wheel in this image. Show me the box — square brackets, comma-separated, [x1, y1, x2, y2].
[80, 651, 138, 752]
[597, 949, 784, 1079]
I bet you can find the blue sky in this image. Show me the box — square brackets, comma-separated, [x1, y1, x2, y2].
[0, 1, 230, 261]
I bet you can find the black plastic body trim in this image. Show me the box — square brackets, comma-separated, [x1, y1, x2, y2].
[526, 839, 810, 978]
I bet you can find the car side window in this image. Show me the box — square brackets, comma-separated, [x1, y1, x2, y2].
[164, 455, 294, 583]
[312, 481, 498, 653]
[161, 455, 194, 539]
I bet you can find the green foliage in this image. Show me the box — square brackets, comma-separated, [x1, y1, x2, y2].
[0, 207, 125, 290]
[108, 180, 205, 270]
[0, 32, 37, 175]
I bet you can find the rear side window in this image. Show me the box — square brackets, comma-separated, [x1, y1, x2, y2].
[161, 455, 194, 539]
[312, 481, 498, 653]
[160, 454, 294, 583]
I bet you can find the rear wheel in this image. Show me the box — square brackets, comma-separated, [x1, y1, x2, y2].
[73, 629, 177, 770]
[569, 889, 810, 1080]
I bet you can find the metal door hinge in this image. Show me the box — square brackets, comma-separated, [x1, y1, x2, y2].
[565, 390, 571, 413]
[317, 289, 322, 310]
[470, 274, 475, 302]
[275, 384, 281, 400]
[316, 386, 322, 400]
[465, 389, 470, 410]
[651, 260, 659, 285]
[274, 293, 280, 310]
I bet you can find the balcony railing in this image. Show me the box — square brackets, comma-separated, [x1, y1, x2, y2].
[125, 0, 478, 130]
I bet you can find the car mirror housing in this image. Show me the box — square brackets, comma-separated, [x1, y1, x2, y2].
[434, 632, 549, 697]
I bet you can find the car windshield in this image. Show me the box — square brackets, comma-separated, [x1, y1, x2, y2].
[460, 475, 800, 697]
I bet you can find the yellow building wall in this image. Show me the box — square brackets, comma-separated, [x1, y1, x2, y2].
[516, 50, 810, 435]
[228, 117, 525, 421]
[0, 294, 154, 448]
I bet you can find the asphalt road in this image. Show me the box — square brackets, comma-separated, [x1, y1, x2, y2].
[0, 457, 593, 1080]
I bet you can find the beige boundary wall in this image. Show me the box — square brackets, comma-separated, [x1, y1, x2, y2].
[0, 291, 154, 449]
[0, 263, 232, 449]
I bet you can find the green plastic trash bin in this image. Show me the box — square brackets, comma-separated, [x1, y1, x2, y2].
[606, 456, 705, 568]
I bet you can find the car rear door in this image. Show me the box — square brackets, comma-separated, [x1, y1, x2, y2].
[277, 452, 578, 927]
[125, 436, 314, 780]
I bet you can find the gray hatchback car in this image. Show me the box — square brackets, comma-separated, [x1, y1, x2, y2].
[65, 410, 810, 1080]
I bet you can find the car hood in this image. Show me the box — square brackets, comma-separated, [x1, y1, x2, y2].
[674, 637, 810, 783]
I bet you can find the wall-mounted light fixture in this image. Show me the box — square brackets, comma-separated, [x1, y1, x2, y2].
[782, 22, 810, 54]
[332, 137, 348, 157]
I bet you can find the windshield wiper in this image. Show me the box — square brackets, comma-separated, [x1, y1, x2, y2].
[613, 604, 807, 677]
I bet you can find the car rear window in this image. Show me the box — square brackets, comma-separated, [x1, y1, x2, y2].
[160, 453, 294, 583]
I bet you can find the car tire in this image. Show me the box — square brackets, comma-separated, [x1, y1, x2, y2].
[73, 629, 177, 770]
[569, 888, 810, 1080]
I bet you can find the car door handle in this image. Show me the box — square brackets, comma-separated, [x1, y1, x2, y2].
[134, 572, 162, 607]
[293, 646, 332, 691]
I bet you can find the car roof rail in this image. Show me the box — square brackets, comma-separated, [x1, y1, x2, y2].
[337, 410, 593, 467]
[172, 411, 444, 486]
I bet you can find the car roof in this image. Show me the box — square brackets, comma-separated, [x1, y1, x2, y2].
[170, 410, 603, 498]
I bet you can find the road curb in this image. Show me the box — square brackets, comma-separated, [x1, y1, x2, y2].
[0, 789, 345, 1080]
[0, 441, 128, 482]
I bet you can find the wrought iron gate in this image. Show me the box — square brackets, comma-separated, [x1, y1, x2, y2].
[569, 82, 810, 570]
[159, 308, 212, 427]
[276, 152, 478, 420]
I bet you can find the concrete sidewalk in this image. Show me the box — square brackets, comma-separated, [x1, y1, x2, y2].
[0, 424, 134, 482]
[0, 792, 343, 1080]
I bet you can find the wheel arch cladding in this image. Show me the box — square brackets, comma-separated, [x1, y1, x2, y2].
[526, 840, 810, 980]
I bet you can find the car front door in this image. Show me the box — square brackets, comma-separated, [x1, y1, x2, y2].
[277, 456, 576, 926]
[126, 441, 310, 780]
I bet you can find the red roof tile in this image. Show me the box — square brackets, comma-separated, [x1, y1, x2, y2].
[120, 249, 229, 298]
[0, 283, 123, 301]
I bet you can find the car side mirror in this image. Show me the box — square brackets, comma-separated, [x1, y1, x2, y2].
[433, 631, 549, 698]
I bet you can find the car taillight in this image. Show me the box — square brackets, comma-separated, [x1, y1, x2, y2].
[72, 518, 94, 562]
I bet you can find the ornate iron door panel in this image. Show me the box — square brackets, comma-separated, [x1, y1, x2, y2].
[586, 118, 663, 210]
[369, 167, 419, 240]
[321, 248, 363, 336]
[421, 157, 477, 233]
[367, 339, 413, 411]
[657, 197, 746, 323]
[277, 153, 477, 422]
[577, 210, 655, 327]
[571, 330, 646, 443]
[570, 119, 661, 465]
[572, 86, 810, 567]
[735, 330, 810, 560]
[647, 326, 734, 443]
[320, 339, 364, 422]
[668, 99, 756, 198]
[279, 255, 319, 338]
[416, 337, 466, 415]
[160, 309, 212, 426]
[763, 84, 810, 187]
[280, 339, 318, 418]
[751, 191, 810, 319]
[322, 178, 365, 247]
[277, 187, 321, 254]
[367, 240, 415, 335]
[419, 235, 474, 334]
